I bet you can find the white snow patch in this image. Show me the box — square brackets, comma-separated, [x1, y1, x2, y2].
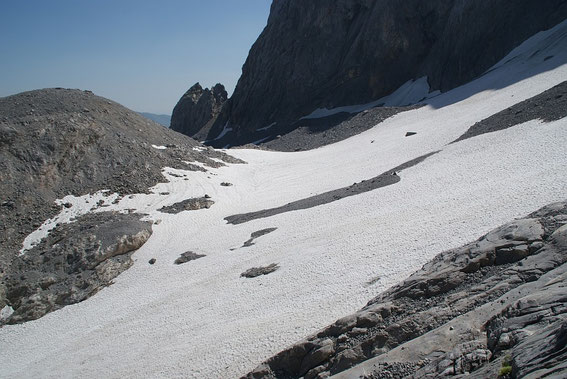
[183, 161, 211, 171]
[19, 190, 119, 255]
[302, 76, 434, 119]
[151, 144, 167, 150]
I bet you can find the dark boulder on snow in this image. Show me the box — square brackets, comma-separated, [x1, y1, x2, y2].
[211, 0, 567, 146]
[241, 263, 280, 278]
[170, 83, 228, 139]
[158, 197, 215, 214]
[174, 251, 205, 265]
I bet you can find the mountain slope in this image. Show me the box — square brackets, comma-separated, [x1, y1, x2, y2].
[210, 0, 567, 145]
[0, 88, 241, 323]
[0, 22, 566, 378]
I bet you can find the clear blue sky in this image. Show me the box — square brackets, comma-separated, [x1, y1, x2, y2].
[0, 1, 271, 114]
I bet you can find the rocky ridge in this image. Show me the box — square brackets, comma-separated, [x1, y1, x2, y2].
[244, 201, 567, 378]
[210, 0, 567, 145]
[170, 83, 227, 139]
[0, 88, 242, 323]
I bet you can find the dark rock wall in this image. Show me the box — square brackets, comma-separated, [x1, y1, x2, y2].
[170, 83, 227, 139]
[214, 0, 567, 142]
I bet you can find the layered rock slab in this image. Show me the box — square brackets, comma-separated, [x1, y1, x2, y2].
[2, 212, 152, 325]
[244, 201, 567, 378]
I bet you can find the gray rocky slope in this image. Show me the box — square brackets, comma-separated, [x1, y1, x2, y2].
[207, 0, 567, 146]
[245, 201, 567, 379]
[0, 88, 241, 324]
[170, 82, 227, 139]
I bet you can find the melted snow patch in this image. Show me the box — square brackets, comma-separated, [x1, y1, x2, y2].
[19, 190, 119, 255]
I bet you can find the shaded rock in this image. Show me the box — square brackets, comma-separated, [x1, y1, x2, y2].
[213, 0, 567, 145]
[300, 339, 335, 376]
[454, 81, 567, 143]
[3, 212, 152, 325]
[242, 227, 278, 247]
[170, 83, 227, 139]
[226, 153, 436, 225]
[158, 197, 214, 214]
[241, 263, 280, 278]
[405, 132, 417, 137]
[174, 251, 205, 265]
[148, 258, 156, 265]
[262, 106, 412, 152]
[220, 182, 233, 187]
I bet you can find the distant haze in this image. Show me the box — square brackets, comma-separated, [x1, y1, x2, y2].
[138, 112, 171, 127]
[0, 1, 271, 114]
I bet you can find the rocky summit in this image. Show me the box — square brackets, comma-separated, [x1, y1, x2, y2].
[170, 82, 228, 140]
[208, 0, 567, 146]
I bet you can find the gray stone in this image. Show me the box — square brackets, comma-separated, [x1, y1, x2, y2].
[158, 197, 214, 214]
[174, 251, 205, 265]
[241, 263, 280, 278]
[300, 339, 335, 375]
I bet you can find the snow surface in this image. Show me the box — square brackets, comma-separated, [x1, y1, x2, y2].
[151, 144, 167, 150]
[2, 21, 567, 379]
[301, 76, 436, 119]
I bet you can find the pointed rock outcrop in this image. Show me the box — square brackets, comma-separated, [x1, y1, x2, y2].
[170, 82, 227, 139]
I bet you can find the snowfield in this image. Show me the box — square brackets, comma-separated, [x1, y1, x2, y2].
[1, 21, 567, 379]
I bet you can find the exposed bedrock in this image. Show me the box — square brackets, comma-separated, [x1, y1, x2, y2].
[170, 82, 227, 139]
[210, 0, 567, 145]
[0, 88, 243, 311]
[1, 212, 152, 325]
[244, 201, 567, 378]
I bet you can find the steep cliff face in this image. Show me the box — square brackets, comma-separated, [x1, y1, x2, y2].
[171, 83, 227, 139]
[212, 0, 567, 145]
